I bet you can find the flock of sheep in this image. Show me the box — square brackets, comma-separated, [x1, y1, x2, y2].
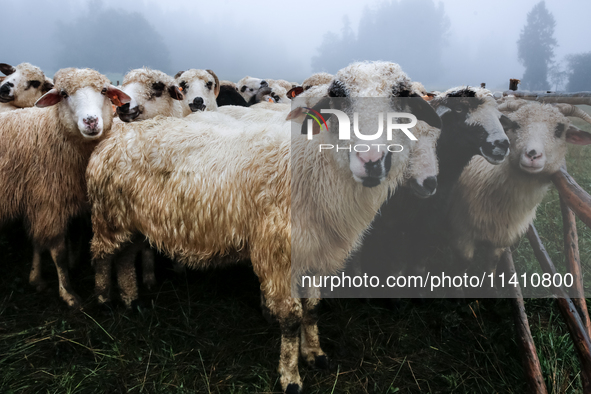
[1, 60, 590, 393]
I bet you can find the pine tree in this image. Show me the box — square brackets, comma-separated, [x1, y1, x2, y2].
[517, 1, 557, 91]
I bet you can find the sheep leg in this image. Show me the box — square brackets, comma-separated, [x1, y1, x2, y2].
[29, 245, 47, 292]
[116, 242, 141, 308]
[259, 293, 275, 324]
[49, 239, 81, 309]
[300, 297, 329, 370]
[94, 254, 113, 305]
[265, 294, 303, 394]
[140, 240, 156, 290]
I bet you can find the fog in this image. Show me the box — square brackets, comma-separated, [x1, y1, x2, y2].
[2, 0, 589, 90]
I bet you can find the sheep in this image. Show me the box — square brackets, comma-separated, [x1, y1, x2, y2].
[86, 61, 442, 393]
[0, 62, 53, 113]
[301, 72, 333, 91]
[216, 85, 273, 107]
[220, 80, 237, 89]
[116, 67, 184, 121]
[447, 99, 591, 280]
[0, 67, 130, 308]
[237, 76, 268, 101]
[174, 69, 220, 114]
[267, 79, 294, 92]
[344, 86, 513, 297]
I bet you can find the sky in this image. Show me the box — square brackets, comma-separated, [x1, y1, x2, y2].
[2, 0, 590, 91]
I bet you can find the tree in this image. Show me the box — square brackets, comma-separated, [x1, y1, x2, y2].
[53, 1, 171, 74]
[311, 0, 449, 84]
[565, 52, 591, 92]
[517, 1, 557, 91]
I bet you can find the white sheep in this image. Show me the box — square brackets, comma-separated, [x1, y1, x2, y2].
[448, 99, 591, 276]
[86, 61, 442, 393]
[116, 67, 184, 121]
[0, 62, 53, 113]
[237, 76, 268, 101]
[301, 72, 334, 91]
[174, 69, 220, 114]
[0, 67, 130, 308]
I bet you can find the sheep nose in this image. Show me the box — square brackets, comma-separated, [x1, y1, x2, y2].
[83, 116, 98, 130]
[423, 176, 438, 194]
[494, 138, 510, 152]
[526, 149, 542, 160]
[193, 97, 204, 107]
[0, 82, 14, 101]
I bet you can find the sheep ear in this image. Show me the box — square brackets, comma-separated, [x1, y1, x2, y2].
[35, 89, 62, 107]
[286, 86, 304, 98]
[0, 63, 16, 76]
[106, 85, 132, 107]
[168, 85, 184, 100]
[405, 95, 442, 129]
[301, 97, 332, 135]
[206, 69, 220, 98]
[42, 79, 54, 93]
[286, 107, 304, 121]
[174, 70, 185, 79]
[566, 125, 591, 145]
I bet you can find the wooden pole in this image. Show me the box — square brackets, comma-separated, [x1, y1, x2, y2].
[501, 249, 548, 394]
[509, 79, 521, 91]
[560, 197, 591, 337]
[526, 225, 591, 392]
[552, 168, 591, 229]
[502, 90, 591, 105]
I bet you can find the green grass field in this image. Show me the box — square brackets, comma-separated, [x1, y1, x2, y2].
[1, 107, 590, 393]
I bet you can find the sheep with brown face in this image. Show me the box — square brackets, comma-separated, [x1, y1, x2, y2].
[448, 99, 591, 276]
[0, 68, 130, 308]
[0, 62, 53, 112]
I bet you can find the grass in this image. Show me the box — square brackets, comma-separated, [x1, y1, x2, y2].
[1, 108, 591, 393]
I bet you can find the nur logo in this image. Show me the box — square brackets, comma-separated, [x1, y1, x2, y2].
[303, 108, 419, 142]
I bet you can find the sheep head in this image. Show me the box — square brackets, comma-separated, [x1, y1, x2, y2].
[35, 68, 130, 140]
[117, 68, 184, 122]
[0, 62, 53, 108]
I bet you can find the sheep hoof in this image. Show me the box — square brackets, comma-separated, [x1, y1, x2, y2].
[65, 294, 82, 310]
[313, 354, 330, 370]
[284, 383, 301, 394]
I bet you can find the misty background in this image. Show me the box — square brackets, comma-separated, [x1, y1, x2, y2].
[2, 0, 590, 91]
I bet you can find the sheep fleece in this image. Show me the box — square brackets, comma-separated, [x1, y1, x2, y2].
[88, 116, 291, 298]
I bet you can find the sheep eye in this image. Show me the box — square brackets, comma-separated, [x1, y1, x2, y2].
[60, 90, 69, 98]
[101, 87, 107, 95]
[29, 80, 41, 89]
[555, 123, 566, 138]
[179, 81, 188, 91]
[206, 81, 213, 90]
